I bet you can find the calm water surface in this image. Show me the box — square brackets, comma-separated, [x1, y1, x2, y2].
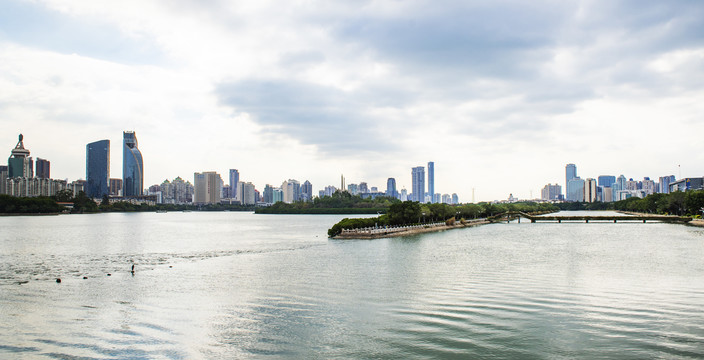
[1, 211, 704, 359]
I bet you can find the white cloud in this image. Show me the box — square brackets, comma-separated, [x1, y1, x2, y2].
[1, 0, 703, 201]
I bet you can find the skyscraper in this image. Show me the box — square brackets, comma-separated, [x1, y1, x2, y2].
[8, 134, 32, 178]
[584, 178, 597, 203]
[281, 179, 301, 203]
[541, 183, 562, 201]
[229, 169, 239, 200]
[386, 178, 397, 199]
[597, 175, 615, 188]
[412, 166, 425, 202]
[301, 180, 313, 201]
[565, 163, 577, 201]
[568, 177, 585, 202]
[659, 175, 676, 193]
[35, 158, 50, 179]
[86, 140, 110, 198]
[427, 161, 435, 203]
[194, 171, 222, 204]
[123, 131, 143, 197]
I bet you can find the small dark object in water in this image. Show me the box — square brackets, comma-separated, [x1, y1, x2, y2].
[107, 273, 111, 276]
[83, 276, 88, 279]
[169, 265, 172, 268]
[56, 278, 61, 283]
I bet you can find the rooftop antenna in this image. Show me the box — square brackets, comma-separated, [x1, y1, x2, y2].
[678, 165, 681, 180]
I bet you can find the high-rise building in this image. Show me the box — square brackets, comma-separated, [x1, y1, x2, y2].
[301, 180, 313, 201]
[565, 163, 577, 201]
[584, 178, 597, 203]
[282, 179, 301, 203]
[386, 178, 397, 199]
[568, 177, 585, 202]
[347, 183, 359, 195]
[238, 182, 256, 205]
[109, 178, 123, 196]
[411, 166, 425, 202]
[597, 175, 615, 188]
[400, 188, 408, 201]
[170, 176, 193, 204]
[123, 131, 143, 197]
[441, 194, 451, 204]
[86, 139, 110, 198]
[427, 161, 435, 203]
[272, 188, 283, 203]
[8, 134, 32, 179]
[263, 184, 275, 204]
[658, 175, 676, 193]
[541, 183, 562, 201]
[194, 171, 222, 204]
[229, 169, 239, 200]
[359, 182, 369, 194]
[642, 177, 656, 195]
[35, 158, 50, 179]
[323, 185, 337, 197]
[0, 165, 7, 194]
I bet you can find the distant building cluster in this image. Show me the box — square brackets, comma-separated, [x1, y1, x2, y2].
[538, 163, 703, 203]
[0, 134, 85, 197]
[335, 161, 459, 205]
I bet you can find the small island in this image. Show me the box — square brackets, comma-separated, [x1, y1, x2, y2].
[327, 200, 557, 238]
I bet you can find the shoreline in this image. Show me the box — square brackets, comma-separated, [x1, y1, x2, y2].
[333, 219, 490, 240]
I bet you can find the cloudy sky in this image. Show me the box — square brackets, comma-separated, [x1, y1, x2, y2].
[1, 0, 703, 201]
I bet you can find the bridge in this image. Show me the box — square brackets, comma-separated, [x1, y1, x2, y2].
[492, 211, 692, 224]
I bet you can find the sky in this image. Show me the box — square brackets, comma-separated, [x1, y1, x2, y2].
[1, 0, 703, 202]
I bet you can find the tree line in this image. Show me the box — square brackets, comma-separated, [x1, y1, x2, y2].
[556, 190, 704, 216]
[328, 201, 558, 237]
[255, 191, 397, 214]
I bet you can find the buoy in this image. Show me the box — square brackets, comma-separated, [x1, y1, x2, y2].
[107, 273, 111, 276]
[56, 278, 61, 283]
[83, 276, 88, 279]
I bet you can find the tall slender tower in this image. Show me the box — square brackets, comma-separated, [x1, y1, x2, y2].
[123, 131, 143, 197]
[565, 163, 577, 201]
[411, 166, 425, 203]
[427, 161, 435, 203]
[229, 169, 239, 200]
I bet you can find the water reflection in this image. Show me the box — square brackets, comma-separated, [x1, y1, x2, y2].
[1, 212, 703, 358]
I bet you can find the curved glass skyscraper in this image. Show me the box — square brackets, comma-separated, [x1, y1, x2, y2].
[86, 139, 110, 198]
[123, 131, 143, 197]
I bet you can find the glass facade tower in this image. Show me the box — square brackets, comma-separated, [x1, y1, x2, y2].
[123, 131, 143, 197]
[565, 163, 577, 201]
[86, 140, 110, 198]
[411, 166, 425, 203]
[386, 178, 397, 199]
[229, 169, 239, 200]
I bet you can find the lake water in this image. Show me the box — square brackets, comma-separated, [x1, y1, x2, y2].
[1, 211, 704, 359]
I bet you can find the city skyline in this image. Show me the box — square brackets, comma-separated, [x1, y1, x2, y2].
[1, 132, 700, 203]
[1, 1, 703, 201]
